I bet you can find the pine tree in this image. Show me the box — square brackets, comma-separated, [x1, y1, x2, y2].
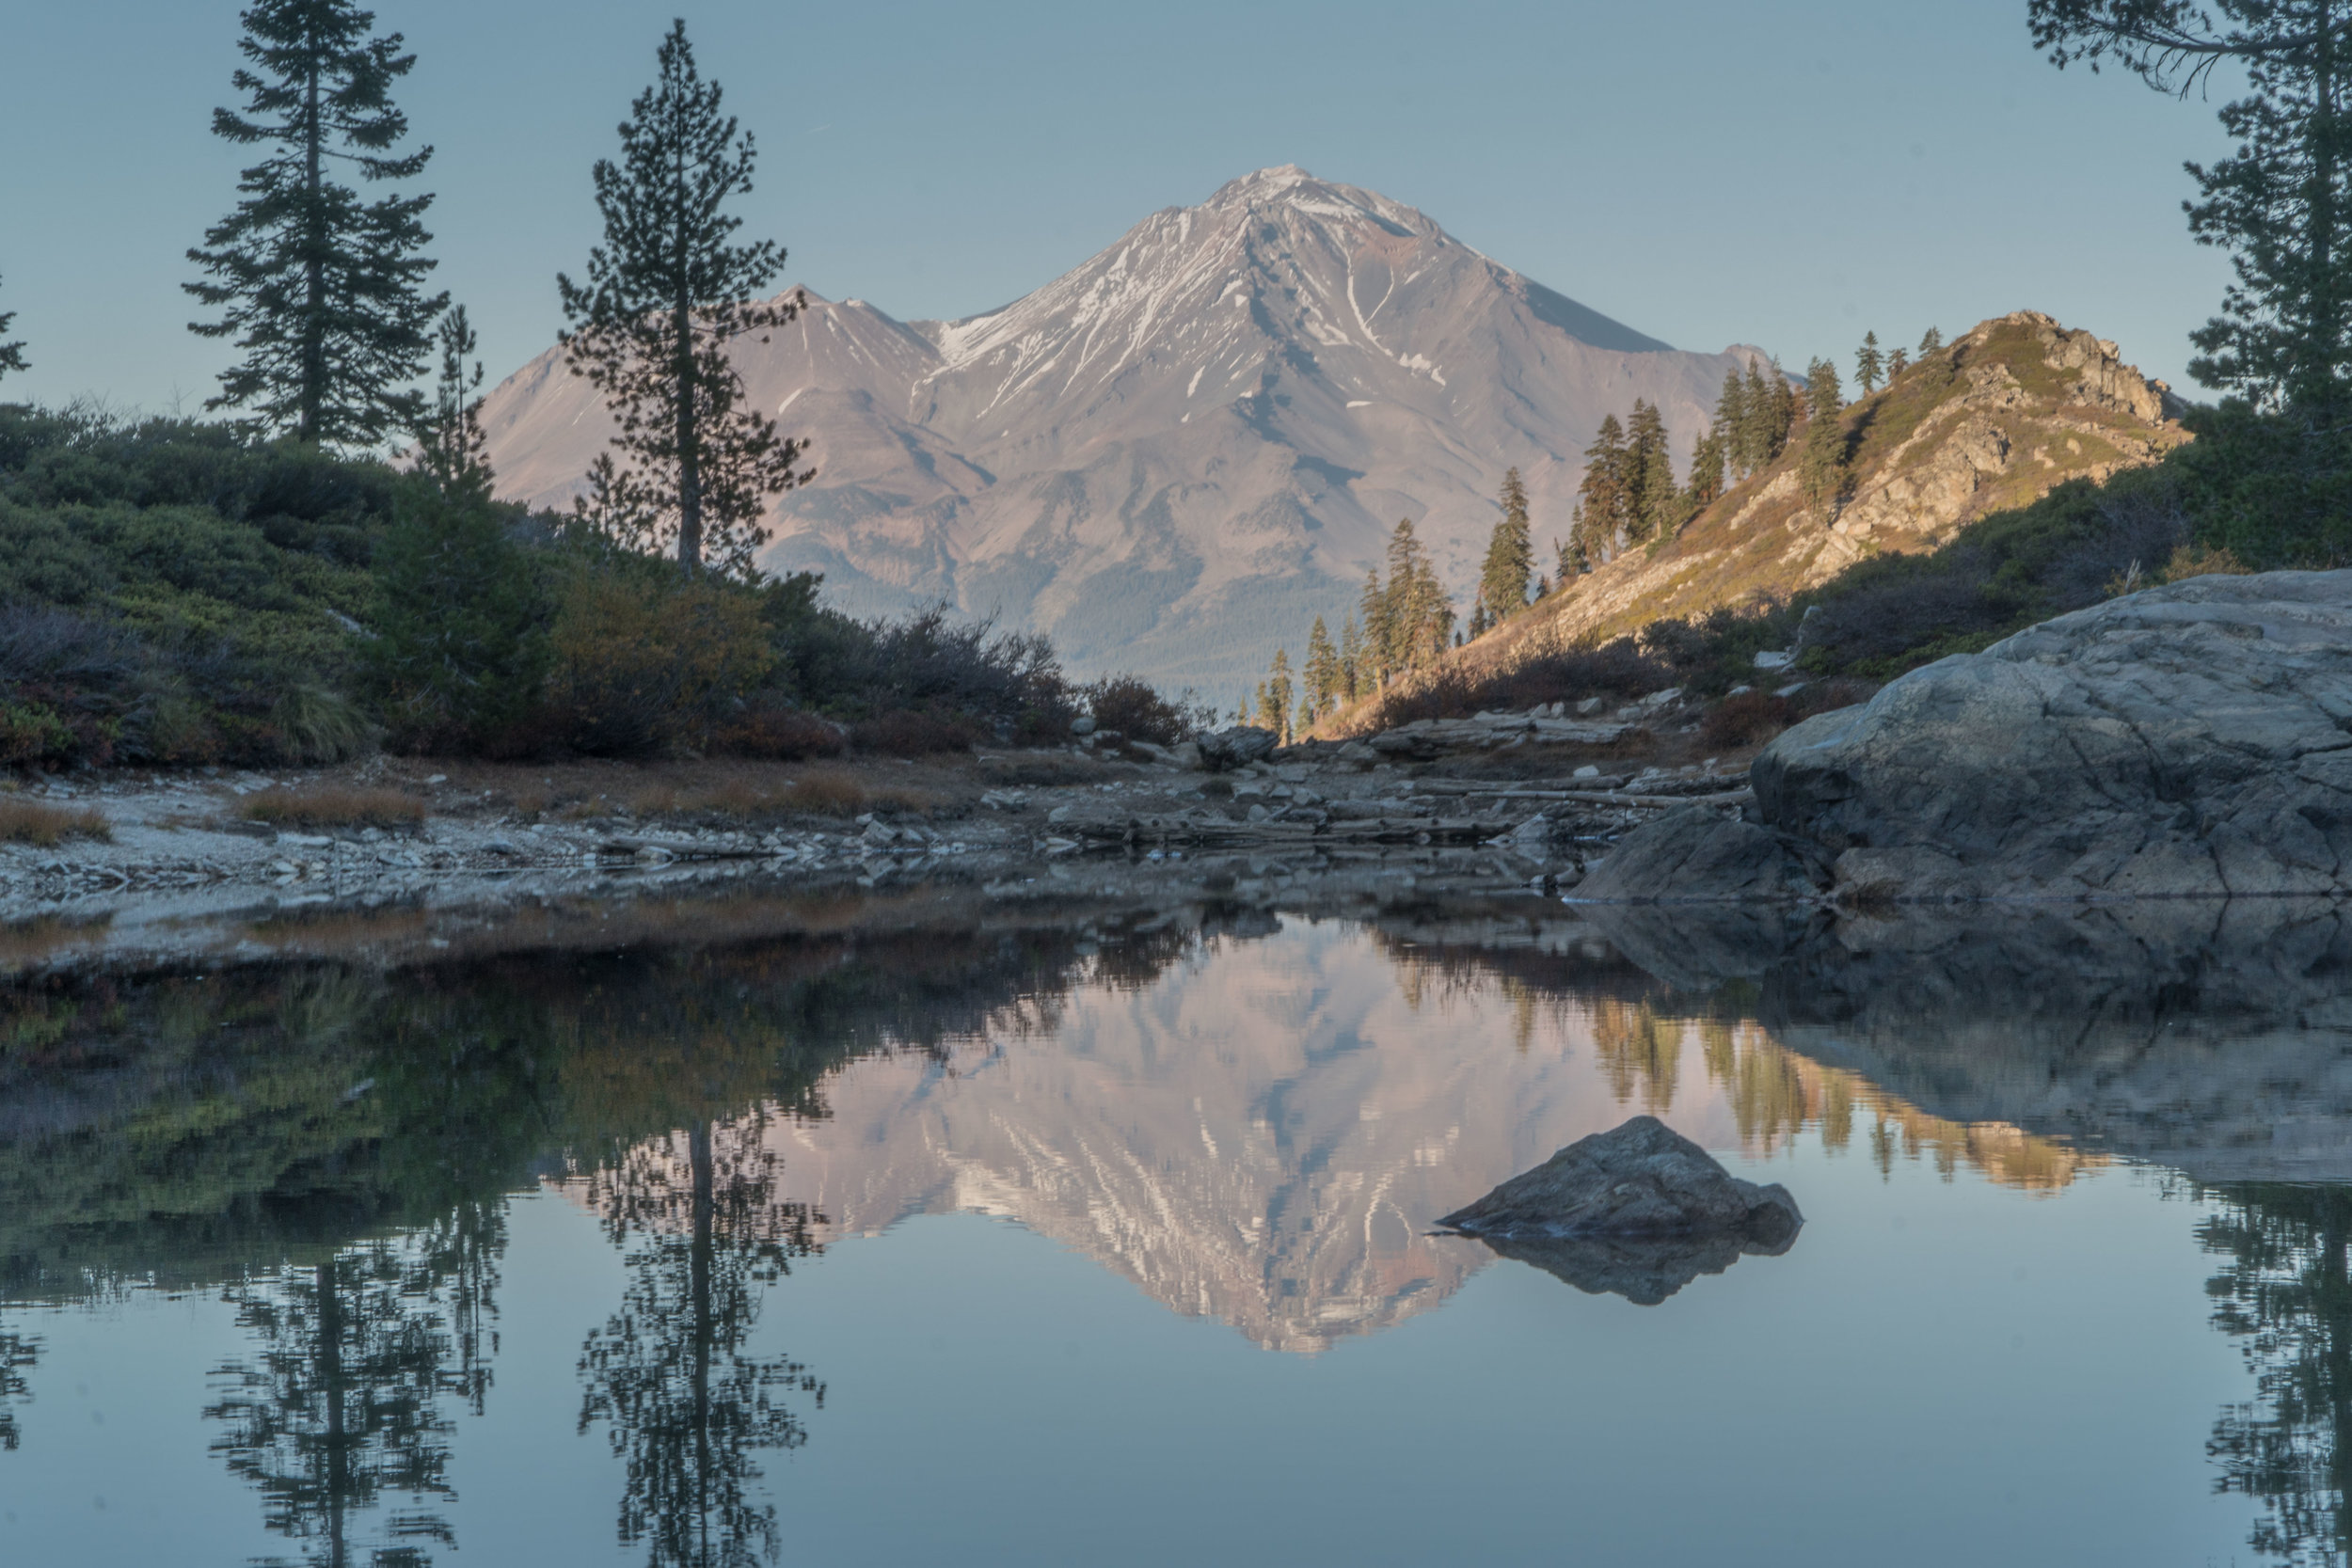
[1337, 615, 1362, 702]
[2034, 2, 2352, 417]
[1572, 414, 1630, 563]
[1739, 358, 1773, 473]
[1358, 567, 1390, 688]
[1623, 400, 1672, 543]
[1686, 428, 1727, 511]
[185, 0, 444, 448]
[1302, 615, 1340, 721]
[1557, 530, 1587, 586]
[1799, 357, 1848, 515]
[0, 273, 25, 383]
[1886, 345, 1910, 380]
[1476, 467, 1534, 632]
[1382, 518, 1431, 672]
[558, 20, 812, 578]
[1856, 330, 1883, 395]
[415, 303, 490, 499]
[1639, 425, 1681, 542]
[1918, 325, 1944, 356]
[1257, 650, 1294, 739]
[1712, 368, 1747, 477]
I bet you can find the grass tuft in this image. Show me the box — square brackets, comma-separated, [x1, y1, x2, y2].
[0, 798, 112, 847]
[243, 786, 424, 831]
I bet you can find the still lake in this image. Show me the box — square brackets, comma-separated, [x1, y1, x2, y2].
[1, 889, 2344, 1566]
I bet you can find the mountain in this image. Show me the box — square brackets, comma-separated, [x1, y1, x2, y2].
[477, 166, 1766, 693]
[1467, 310, 2189, 661]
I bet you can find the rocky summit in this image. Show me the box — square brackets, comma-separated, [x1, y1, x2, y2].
[477, 166, 1764, 691]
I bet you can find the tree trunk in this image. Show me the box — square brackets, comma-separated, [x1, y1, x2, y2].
[302, 46, 326, 446]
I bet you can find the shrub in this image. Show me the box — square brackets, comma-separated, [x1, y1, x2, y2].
[0, 798, 111, 846]
[1701, 691, 1796, 748]
[1081, 673, 1214, 745]
[243, 786, 424, 831]
[1346, 637, 1671, 733]
[363, 483, 550, 753]
[544, 570, 773, 757]
[708, 700, 844, 761]
[850, 709, 980, 756]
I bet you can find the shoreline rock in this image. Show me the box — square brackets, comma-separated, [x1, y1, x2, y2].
[1588, 570, 2352, 904]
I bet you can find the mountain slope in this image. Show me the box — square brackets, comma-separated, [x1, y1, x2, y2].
[478, 167, 1763, 692]
[1468, 310, 2189, 666]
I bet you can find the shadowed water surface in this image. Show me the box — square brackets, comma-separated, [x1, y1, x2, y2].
[1, 887, 2347, 1565]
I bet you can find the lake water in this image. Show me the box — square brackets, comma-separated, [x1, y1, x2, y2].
[2, 887, 2347, 1566]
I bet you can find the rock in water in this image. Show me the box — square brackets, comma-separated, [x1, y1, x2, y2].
[1753, 570, 2352, 900]
[1439, 1116, 1802, 1243]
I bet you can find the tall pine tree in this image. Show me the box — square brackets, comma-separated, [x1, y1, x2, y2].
[1918, 325, 1944, 356]
[1886, 344, 1910, 380]
[1302, 615, 1340, 723]
[2034, 2, 2352, 419]
[1712, 368, 1747, 477]
[1257, 649, 1295, 739]
[1358, 568, 1391, 689]
[1623, 400, 1673, 543]
[1573, 412, 1630, 562]
[1337, 615, 1363, 702]
[1855, 330, 1883, 395]
[0, 273, 24, 384]
[1476, 467, 1534, 633]
[1799, 357, 1848, 515]
[186, 0, 443, 449]
[559, 20, 813, 578]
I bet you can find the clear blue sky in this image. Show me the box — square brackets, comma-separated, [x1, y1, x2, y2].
[1, 0, 2237, 413]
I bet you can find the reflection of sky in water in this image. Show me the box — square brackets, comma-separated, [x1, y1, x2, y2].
[0, 918, 2296, 1565]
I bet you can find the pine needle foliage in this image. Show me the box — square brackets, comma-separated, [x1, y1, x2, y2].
[558, 20, 813, 580]
[1476, 467, 1534, 634]
[184, 0, 443, 450]
[0, 273, 25, 383]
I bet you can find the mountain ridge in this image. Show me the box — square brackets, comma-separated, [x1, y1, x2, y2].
[478, 166, 1767, 692]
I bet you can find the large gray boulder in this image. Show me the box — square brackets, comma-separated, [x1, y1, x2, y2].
[1199, 725, 1279, 771]
[1574, 804, 1831, 903]
[1439, 1116, 1802, 1246]
[1753, 570, 2352, 899]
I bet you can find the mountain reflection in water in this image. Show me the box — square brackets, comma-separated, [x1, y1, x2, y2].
[2, 889, 2350, 1565]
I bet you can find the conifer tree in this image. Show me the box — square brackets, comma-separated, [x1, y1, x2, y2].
[1573, 413, 1630, 563]
[1886, 345, 1910, 380]
[1337, 616, 1362, 702]
[1712, 368, 1747, 477]
[1303, 615, 1341, 721]
[1639, 426, 1681, 541]
[1382, 518, 1428, 671]
[1799, 357, 1848, 515]
[1739, 358, 1773, 473]
[415, 303, 490, 498]
[1557, 531, 1588, 587]
[1257, 649, 1294, 739]
[1476, 467, 1534, 632]
[1358, 568, 1390, 688]
[1623, 400, 1672, 543]
[0, 273, 25, 384]
[1856, 330, 1883, 394]
[1919, 325, 1944, 356]
[1686, 428, 1727, 511]
[185, 0, 443, 449]
[2034, 2, 2352, 418]
[559, 20, 812, 578]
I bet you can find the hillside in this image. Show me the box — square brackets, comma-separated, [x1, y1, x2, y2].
[1474, 311, 2187, 666]
[478, 166, 1770, 691]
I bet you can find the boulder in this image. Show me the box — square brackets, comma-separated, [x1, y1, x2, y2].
[1439, 1116, 1803, 1245]
[1573, 804, 1831, 903]
[1199, 725, 1279, 770]
[1750, 570, 2352, 900]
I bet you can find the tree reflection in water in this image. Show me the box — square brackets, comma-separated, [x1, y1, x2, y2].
[578, 1114, 823, 1568]
[0, 1320, 36, 1450]
[205, 1222, 499, 1568]
[2204, 1184, 2352, 1567]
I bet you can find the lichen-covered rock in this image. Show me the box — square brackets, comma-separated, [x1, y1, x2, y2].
[1438, 1116, 1802, 1245]
[1573, 804, 1830, 903]
[1753, 570, 2352, 900]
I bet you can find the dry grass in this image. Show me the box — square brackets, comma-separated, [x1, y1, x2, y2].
[0, 798, 113, 847]
[242, 785, 425, 831]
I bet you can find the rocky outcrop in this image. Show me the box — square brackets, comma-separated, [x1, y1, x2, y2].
[1438, 1115, 1802, 1263]
[1574, 804, 1829, 903]
[1753, 569, 2352, 900]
